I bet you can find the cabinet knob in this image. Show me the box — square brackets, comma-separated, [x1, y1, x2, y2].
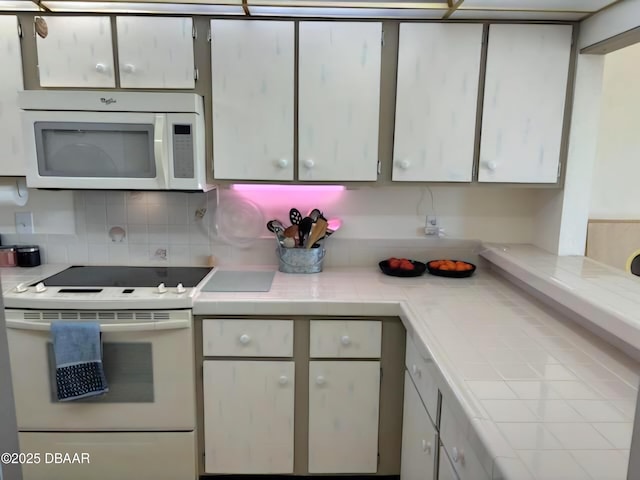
[276, 158, 289, 169]
[398, 159, 411, 170]
[451, 446, 464, 464]
[95, 63, 108, 74]
[303, 159, 315, 169]
[411, 364, 421, 377]
[278, 375, 289, 386]
[239, 334, 251, 345]
[340, 335, 351, 346]
[422, 440, 432, 454]
[486, 161, 498, 172]
[122, 63, 136, 74]
[315, 375, 326, 386]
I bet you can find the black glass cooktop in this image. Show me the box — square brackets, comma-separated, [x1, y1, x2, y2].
[35, 266, 212, 288]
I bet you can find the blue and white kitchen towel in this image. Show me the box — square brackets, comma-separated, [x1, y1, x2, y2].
[51, 322, 109, 401]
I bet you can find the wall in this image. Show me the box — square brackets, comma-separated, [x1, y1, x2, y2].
[590, 42, 640, 220]
[0, 185, 541, 267]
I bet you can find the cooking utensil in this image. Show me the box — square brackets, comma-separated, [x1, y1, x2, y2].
[267, 219, 286, 234]
[309, 208, 324, 222]
[298, 217, 313, 247]
[306, 217, 328, 249]
[289, 208, 303, 225]
[284, 224, 299, 238]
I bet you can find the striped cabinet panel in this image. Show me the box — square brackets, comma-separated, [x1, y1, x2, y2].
[117, 17, 195, 89]
[308, 360, 380, 473]
[210, 20, 294, 180]
[203, 360, 295, 473]
[0, 15, 25, 176]
[479, 24, 572, 183]
[298, 22, 382, 181]
[36, 16, 115, 87]
[393, 23, 483, 182]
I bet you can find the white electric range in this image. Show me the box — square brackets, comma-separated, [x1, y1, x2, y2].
[3, 265, 215, 480]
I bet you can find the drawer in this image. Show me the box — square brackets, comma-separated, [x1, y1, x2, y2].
[310, 320, 381, 358]
[20, 431, 196, 480]
[440, 397, 490, 480]
[203, 319, 293, 357]
[405, 336, 439, 424]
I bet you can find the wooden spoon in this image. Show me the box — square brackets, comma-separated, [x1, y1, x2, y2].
[306, 217, 328, 249]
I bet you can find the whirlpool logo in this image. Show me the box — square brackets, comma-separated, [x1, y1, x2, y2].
[100, 97, 116, 105]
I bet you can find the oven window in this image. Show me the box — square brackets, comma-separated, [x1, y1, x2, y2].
[47, 343, 154, 403]
[34, 122, 156, 178]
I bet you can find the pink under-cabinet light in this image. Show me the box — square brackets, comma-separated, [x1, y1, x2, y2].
[231, 184, 346, 192]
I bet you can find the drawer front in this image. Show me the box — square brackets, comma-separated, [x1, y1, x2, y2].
[405, 336, 439, 424]
[20, 431, 196, 480]
[203, 319, 293, 357]
[440, 399, 490, 480]
[310, 320, 381, 358]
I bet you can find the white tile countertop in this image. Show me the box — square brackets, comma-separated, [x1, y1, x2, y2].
[193, 261, 639, 480]
[480, 244, 640, 357]
[1, 247, 639, 480]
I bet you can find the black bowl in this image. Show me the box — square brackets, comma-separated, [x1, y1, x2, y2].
[378, 259, 426, 277]
[426, 260, 476, 278]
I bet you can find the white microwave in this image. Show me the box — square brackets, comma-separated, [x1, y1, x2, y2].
[19, 91, 212, 191]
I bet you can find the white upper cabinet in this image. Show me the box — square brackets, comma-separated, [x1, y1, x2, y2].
[0, 15, 25, 176]
[117, 17, 195, 89]
[36, 16, 115, 88]
[211, 20, 294, 180]
[298, 22, 382, 181]
[479, 24, 572, 183]
[393, 24, 483, 182]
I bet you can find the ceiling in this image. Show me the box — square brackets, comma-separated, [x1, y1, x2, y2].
[0, 0, 621, 20]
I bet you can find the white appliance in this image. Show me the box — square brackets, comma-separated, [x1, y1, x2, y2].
[19, 91, 211, 191]
[3, 266, 215, 480]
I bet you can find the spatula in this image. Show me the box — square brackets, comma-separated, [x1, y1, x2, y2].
[306, 217, 328, 249]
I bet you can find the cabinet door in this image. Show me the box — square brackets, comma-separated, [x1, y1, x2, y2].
[211, 20, 294, 180]
[117, 17, 195, 89]
[203, 361, 295, 474]
[478, 24, 572, 183]
[401, 373, 436, 480]
[298, 22, 382, 181]
[0, 15, 25, 176]
[393, 24, 483, 182]
[36, 16, 115, 87]
[438, 446, 460, 480]
[308, 361, 380, 473]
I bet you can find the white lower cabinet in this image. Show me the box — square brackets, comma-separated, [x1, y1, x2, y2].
[308, 361, 381, 473]
[438, 446, 460, 480]
[401, 372, 436, 480]
[19, 431, 196, 480]
[203, 360, 295, 474]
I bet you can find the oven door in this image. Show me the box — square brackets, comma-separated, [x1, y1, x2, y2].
[22, 111, 170, 190]
[5, 310, 195, 431]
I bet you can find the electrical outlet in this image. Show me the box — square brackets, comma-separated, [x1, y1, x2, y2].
[425, 215, 438, 235]
[15, 212, 34, 234]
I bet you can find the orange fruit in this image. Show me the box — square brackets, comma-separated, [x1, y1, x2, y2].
[389, 259, 401, 269]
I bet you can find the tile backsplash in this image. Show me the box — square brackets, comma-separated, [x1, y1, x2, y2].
[0, 189, 485, 267]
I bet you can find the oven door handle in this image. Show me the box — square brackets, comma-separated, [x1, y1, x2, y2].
[5, 319, 190, 332]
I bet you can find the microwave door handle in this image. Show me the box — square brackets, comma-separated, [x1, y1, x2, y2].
[154, 114, 170, 189]
[5, 319, 189, 332]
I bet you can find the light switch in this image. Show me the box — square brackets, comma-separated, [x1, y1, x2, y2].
[15, 212, 34, 234]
